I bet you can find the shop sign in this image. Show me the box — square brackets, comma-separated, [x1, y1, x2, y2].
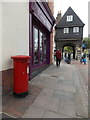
[33, 3, 52, 32]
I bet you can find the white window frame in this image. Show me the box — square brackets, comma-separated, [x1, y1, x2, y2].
[67, 15, 73, 22]
[63, 28, 69, 34]
[73, 27, 79, 33]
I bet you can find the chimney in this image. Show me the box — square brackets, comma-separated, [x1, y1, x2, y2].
[56, 11, 62, 25]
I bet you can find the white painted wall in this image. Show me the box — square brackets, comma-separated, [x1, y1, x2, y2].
[0, 2, 2, 71]
[2, 2, 29, 70]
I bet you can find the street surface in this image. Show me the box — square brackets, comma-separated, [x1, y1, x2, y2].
[3, 60, 88, 118]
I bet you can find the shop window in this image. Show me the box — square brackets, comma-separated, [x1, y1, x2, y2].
[33, 27, 39, 64]
[33, 25, 47, 65]
[40, 32, 43, 63]
[43, 34, 46, 61]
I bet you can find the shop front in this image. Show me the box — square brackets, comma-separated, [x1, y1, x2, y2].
[29, 2, 55, 79]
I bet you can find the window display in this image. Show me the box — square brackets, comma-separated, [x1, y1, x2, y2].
[33, 26, 47, 65]
[33, 27, 39, 64]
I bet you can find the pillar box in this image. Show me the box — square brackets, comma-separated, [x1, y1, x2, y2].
[11, 55, 31, 97]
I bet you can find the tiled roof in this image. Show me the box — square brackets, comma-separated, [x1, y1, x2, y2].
[56, 7, 85, 28]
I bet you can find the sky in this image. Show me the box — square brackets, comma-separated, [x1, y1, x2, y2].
[54, 0, 89, 38]
[88, 1, 90, 37]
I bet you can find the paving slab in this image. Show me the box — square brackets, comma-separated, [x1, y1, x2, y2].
[58, 76, 65, 80]
[52, 89, 75, 104]
[30, 76, 45, 84]
[32, 94, 60, 112]
[3, 60, 88, 118]
[43, 110, 72, 118]
[58, 97, 76, 117]
[3, 84, 43, 118]
[72, 60, 88, 118]
[55, 84, 75, 93]
[22, 105, 46, 118]
[75, 87, 88, 118]
[2, 113, 17, 119]
[31, 77, 59, 89]
[57, 80, 74, 86]
[39, 87, 54, 97]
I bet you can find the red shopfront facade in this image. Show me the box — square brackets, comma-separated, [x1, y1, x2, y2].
[29, 2, 55, 79]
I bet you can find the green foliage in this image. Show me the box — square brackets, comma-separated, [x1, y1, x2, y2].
[83, 37, 90, 49]
[64, 46, 73, 53]
[84, 49, 88, 54]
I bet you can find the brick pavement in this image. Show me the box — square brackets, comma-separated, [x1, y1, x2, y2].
[2, 60, 88, 118]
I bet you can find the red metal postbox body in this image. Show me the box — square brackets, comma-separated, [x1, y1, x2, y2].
[11, 55, 31, 97]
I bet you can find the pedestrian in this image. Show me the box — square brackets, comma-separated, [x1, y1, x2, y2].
[83, 57, 87, 64]
[55, 49, 62, 67]
[80, 56, 83, 63]
[64, 52, 67, 58]
[64, 52, 67, 61]
[68, 52, 71, 60]
[83, 53, 87, 65]
[54, 50, 56, 61]
[83, 53, 86, 58]
[65, 52, 71, 64]
[80, 52, 84, 64]
[89, 53, 90, 60]
[80, 52, 86, 64]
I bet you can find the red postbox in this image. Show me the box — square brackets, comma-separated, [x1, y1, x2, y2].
[11, 55, 31, 97]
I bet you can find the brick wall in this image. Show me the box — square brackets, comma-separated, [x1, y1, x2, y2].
[2, 69, 13, 95]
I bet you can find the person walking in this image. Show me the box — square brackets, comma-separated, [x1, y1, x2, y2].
[64, 52, 67, 62]
[83, 53, 87, 64]
[89, 53, 90, 60]
[55, 49, 62, 67]
[80, 52, 84, 63]
[65, 52, 71, 64]
[68, 52, 71, 60]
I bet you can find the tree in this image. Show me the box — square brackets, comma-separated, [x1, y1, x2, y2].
[64, 46, 73, 53]
[83, 37, 90, 49]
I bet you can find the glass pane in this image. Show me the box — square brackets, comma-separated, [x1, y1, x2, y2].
[43, 34, 46, 61]
[64, 28, 69, 33]
[40, 32, 43, 62]
[33, 27, 39, 64]
[67, 15, 73, 22]
[73, 27, 79, 33]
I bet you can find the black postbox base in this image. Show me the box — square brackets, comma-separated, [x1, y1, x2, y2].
[13, 91, 28, 98]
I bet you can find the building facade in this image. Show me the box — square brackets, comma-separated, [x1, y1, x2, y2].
[48, 1, 55, 63]
[29, 2, 55, 78]
[1, 1, 55, 95]
[55, 7, 85, 59]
